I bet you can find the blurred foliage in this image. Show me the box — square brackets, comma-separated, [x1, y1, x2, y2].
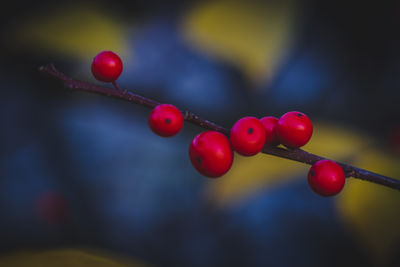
[183, 0, 297, 83]
[115, 19, 247, 117]
[11, 3, 130, 61]
[337, 149, 400, 265]
[0, 249, 148, 267]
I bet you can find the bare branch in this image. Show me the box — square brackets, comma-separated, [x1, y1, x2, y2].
[39, 64, 400, 191]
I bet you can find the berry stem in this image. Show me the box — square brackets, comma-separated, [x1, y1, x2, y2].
[112, 81, 122, 92]
[39, 64, 400, 191]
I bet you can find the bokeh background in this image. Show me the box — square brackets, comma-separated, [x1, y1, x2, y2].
[1, 0, 400, 266]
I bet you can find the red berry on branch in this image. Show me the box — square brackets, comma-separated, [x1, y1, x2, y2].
[189, 131, 233, 178]
[308, 160, 345, 196]
[260, 116, 280, 146]
[149, 104, 184, 137]
[91, 51, 123, 82]
[230, 117, 266, 156]
[276, 111, 313, 148]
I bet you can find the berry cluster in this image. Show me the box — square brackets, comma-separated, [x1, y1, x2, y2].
[91, 51, 346, 197]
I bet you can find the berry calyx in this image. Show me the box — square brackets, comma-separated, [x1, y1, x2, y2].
[149, 104, 184, 137]
[308, 160, 345, 196]
[189, 131, 233, 178]
[230, 117, 266, 156]
[91, 51, 123, 82]
[260, 116, 280, 146]
[276, 111, 313, 148]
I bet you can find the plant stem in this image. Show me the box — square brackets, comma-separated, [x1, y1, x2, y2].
[39, 64, 400, 191]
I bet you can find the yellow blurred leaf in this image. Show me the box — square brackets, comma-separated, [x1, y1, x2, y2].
[12, 3, 129, 60]
[206, 124, 370, 206]
[206, 122, 400, 262]
[182, 0, 298, 83]
[303, 124, 370, 157]
[205, 152, 308, 206]
[0, 248, 149, 267]
[336, 149, 400, 264]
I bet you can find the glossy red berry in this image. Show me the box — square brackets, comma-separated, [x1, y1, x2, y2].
[260, 116, 280, 146]
[308, 160, 345, 196]
[91, 51, 123, 82]
[230, 117, 266, 156]
[189, 131, 233, 178]
[276, 111, 313, 148]
[149, 104, 184, 137]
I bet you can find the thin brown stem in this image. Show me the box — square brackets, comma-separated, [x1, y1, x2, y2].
[112, 81, 122, 92]
[39, 64, 400, 191]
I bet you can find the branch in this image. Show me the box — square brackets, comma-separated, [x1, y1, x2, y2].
[39, 64, 400, 191]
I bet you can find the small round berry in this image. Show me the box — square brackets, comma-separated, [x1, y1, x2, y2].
[91, 51, 123, 82]
[260, 116, 280, 146]
[230, 117, 266, 156]
[389, 125, 400, 154]
[36, 191, 68, 225]
[149, 104, 184, 137]
[308, 160, 345, 196]
[276, 111, 313, 148]
[189, 131, 233, 178]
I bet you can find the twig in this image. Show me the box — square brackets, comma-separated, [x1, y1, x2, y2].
[39, 64, 400, 191]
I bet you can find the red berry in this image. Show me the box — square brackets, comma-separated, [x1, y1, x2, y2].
[36, 192, 68, 225]
[388, 125, 400, 154]
[149, 104, 184, 137]
[91, 51, 123, 82]
[260, 116, 280, 146]
[308, 160, 345, 196]
[230, 117, 266, 156]
[276, 111, 313, 148]
[189, 131, 233, 178]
